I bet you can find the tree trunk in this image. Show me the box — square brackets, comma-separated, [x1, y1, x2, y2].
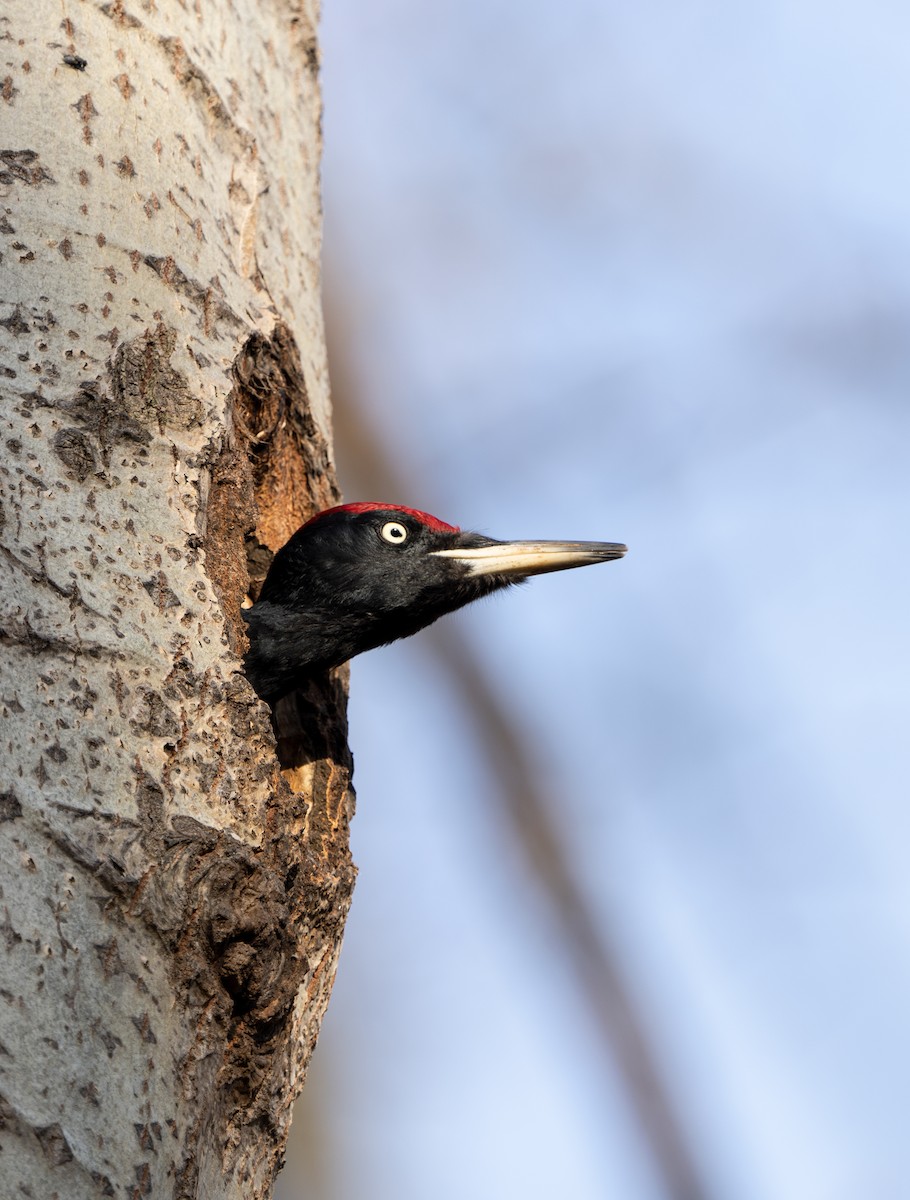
[0, 3, 355, 1197]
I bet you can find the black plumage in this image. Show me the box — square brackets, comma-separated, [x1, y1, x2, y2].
[243, 503, 626, 704]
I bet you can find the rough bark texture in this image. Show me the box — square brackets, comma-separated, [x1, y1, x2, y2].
[0, 3, 355, 1198]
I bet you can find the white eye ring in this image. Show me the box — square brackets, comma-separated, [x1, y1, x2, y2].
[380, 521, 409, 545]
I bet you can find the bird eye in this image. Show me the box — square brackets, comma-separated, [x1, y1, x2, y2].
[380, 521, 409, 545]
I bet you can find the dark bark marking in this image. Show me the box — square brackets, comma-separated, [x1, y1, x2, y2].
[142, 571, 181, 610]
[98, 2, 143, 30]
[36, 1121, 74, 1165]
[94, 938, 126, 978]
[131, 1013, 157, 1044]
[57, 380, 150, 464]
[129, 688, 180, 740]
[134, 772, 165, 830]
[0, 790, 22, 821]
[94, 1023, 124, 1057]
[142, 257, 240, 330]
[0, 304, 31, 334]
[133, 1160, 153, 1195]
[111, 324, 203, 432]
[134, 1121, 159, 1151]
[72, 93, 98, 144]
[0, 152, 54, 187]
[52, 326, 201, 488]
[0, 613, 120, 659]
[0, 910, 23, 951]
[52, 426, 99, 480]
[161, 655, 201, 701]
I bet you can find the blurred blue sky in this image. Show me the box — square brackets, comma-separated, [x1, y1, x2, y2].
[278, 2, 910, 1198]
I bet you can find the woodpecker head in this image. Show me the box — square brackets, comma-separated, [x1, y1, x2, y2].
[243, 502, 626, 704]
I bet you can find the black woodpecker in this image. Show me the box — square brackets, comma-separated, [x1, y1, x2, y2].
[242, 502, 627, 705]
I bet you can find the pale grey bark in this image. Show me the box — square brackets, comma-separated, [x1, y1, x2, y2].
[0, 3, 353, 1197]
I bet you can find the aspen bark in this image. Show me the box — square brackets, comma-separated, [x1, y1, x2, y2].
[0, 3, 355, 1197]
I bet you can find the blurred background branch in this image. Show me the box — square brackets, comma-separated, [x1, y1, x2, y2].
[326, 306, 710, 1200]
